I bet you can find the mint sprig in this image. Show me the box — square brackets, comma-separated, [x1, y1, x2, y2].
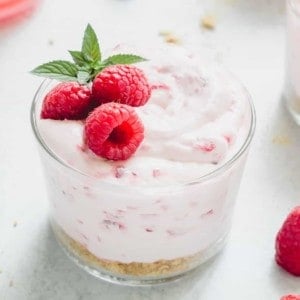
[31, 60, 78, 81]
[82, 24, 101, 63]
[103, 54, 147, 66]
[68, 50, 86, 67]
[31, 24, 147, 84]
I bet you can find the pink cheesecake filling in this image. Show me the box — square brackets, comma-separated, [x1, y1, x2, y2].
[39, 46, 250, 185]
[38, 46, 252, 263]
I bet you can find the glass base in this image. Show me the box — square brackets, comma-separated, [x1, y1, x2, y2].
[51, 221, 228, 286]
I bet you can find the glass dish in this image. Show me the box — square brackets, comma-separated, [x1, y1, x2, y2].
[31, 79, 255, 285]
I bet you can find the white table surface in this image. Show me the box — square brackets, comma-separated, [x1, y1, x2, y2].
[1, 0, 300, 299]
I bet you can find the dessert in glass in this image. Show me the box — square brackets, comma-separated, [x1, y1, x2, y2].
[30, 25, 255, 285]
[285, 0, 300, 124]
[0, 0, 38, 26]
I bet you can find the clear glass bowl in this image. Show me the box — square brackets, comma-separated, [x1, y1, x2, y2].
[285, 0, 300, 124]
[31, 79, 255, 285]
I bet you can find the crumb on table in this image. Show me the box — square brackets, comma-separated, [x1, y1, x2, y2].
[159, 31, 181, 45]
[201, 15, 216, 30]
[272, 135, 292, 146]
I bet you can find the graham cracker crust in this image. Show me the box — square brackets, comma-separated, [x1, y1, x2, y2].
[54, 224, 201, 277]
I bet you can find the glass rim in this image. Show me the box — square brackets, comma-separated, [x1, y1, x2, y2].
[30, 79, 256, 188]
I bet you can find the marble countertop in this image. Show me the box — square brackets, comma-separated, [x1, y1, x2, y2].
[1, 0, 300, 299]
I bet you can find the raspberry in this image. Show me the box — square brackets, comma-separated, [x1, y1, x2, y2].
[281, 295, 300, 300]
[84, 103, 144, 161]
[275, 206, 300, 276]
[92, 65, 151, 107]
[41, 82, 91, 120]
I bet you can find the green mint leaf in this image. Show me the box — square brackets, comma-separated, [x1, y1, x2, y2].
[77, 70, 91, 84]
[81, 24, 101, 63]
[68, 50, 86, 67]
[31, 60, 78, 81]
[103, 54, 147, 66]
